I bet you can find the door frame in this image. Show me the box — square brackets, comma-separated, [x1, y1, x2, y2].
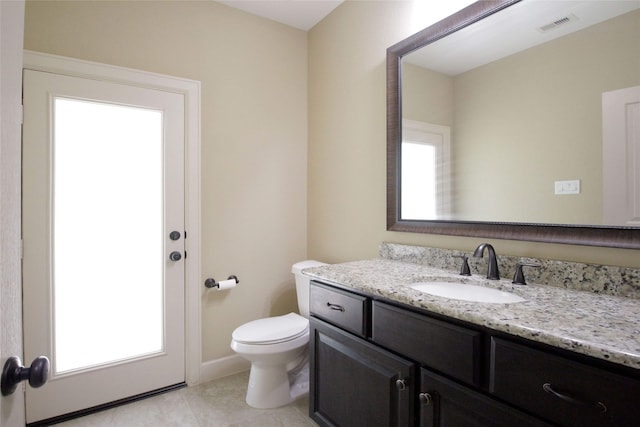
[22, 50, 202, 387]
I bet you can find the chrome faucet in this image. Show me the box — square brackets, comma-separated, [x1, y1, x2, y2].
[473, 243, 500, 280]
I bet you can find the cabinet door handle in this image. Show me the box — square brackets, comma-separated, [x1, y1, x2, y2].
[542, 383, 607, 413]
[419, 392, 432, 406]
[326, 302, 345, 312]
[395, 379, 407, 390]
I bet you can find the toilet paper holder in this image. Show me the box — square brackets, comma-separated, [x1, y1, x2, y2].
[204, 275, 239, 289]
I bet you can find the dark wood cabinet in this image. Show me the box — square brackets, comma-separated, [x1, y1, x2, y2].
[309, 318, 416, 427]
[490, 337, 640, 426]
[309, 280, 640, 427]
[372, 301, 481, 387]
[419, 368, 549, 427]
[309, 281, 369, 337]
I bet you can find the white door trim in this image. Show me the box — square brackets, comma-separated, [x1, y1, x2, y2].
[23, 50, 202, 386]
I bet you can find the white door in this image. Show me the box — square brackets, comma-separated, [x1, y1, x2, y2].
[1, 1, 26, 426]
[603, 85, 640, 226]
[22, 69, 186, 423]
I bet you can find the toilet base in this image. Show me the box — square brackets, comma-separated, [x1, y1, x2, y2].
[245, 360, 309, 409]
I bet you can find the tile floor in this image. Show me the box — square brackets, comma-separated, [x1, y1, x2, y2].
[53, 371, 319, 427]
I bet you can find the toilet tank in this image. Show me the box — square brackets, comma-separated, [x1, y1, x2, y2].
[291, 260, 327, 318]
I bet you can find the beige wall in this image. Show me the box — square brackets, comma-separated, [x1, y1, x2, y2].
[402, 63, 453, 126]
[24, 1, 308, 363]
[308, 1, 639, 267]
[454, 9, 640, 224]
[308, 0, 414, 263]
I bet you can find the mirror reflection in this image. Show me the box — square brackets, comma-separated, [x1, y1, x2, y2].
[400, 0, 640, 226]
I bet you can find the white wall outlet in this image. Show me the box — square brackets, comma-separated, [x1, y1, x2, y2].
[554, 179, 580, 195]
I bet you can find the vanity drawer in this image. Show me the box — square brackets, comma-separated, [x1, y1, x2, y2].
[310, 282, 369, 338]
[372, 301, 481, 386]
[490, 337, 640, 427]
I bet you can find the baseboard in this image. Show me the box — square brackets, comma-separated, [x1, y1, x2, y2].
[200, 354, 250, 384]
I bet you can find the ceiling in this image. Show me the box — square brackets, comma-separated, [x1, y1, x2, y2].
[405, 0, 640, 76]
[217, 0, 344, 31]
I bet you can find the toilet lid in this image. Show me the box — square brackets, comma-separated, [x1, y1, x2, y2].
[232, 313, 309, 345]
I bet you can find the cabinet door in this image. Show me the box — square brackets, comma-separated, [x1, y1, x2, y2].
[420, 369, 549, 427]
[310, 318, 416, 427]
[490, 337, 640, 427]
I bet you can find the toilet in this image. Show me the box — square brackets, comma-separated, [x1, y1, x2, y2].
[230, 260, 327, 409]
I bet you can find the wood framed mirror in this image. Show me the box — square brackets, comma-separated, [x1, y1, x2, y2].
[387, 0, 640, 249]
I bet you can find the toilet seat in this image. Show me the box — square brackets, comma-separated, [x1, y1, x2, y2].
[232, 313, 309, 345]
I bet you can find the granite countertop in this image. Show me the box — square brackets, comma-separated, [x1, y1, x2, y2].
[304, 259, 640, 370]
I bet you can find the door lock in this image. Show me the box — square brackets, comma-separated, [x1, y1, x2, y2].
[169, 251, 182, 261]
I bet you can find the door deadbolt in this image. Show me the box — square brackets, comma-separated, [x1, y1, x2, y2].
[169, 231, 181, 241]
[169, 251, 182, 261]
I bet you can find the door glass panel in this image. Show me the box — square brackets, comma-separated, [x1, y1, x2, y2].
[53, 98, 164, 374]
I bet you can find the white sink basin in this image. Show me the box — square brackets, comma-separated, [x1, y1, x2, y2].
[410, 282, 525, 303]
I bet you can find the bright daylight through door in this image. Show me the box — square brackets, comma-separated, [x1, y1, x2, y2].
[53, 98, 164, 374]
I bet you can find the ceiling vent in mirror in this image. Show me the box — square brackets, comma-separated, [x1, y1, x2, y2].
[538, 14, 579, 32]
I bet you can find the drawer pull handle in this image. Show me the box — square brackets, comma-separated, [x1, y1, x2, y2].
[419, 392, 432, 405]
[542, 383, 607, 413]
[395, 379, 407, 390]
[326, 302, 345, 312]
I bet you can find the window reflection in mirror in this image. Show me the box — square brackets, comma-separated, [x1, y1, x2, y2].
[401, 120, 451, 220]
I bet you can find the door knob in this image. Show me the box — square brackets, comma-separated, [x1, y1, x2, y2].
[169, 251, 182, 261]
[1, 356, 50, 396]
[169, 231, 181, 241]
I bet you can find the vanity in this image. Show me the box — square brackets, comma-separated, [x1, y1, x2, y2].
[304, 244, 640, 427]
[306, 0, 640, 423]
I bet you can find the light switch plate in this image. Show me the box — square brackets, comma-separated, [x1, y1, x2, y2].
[554, 179, 580, 195]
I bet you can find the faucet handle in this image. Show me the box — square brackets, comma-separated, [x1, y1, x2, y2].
[512, 262, 541, 285]
[452, 254, 471, 276]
